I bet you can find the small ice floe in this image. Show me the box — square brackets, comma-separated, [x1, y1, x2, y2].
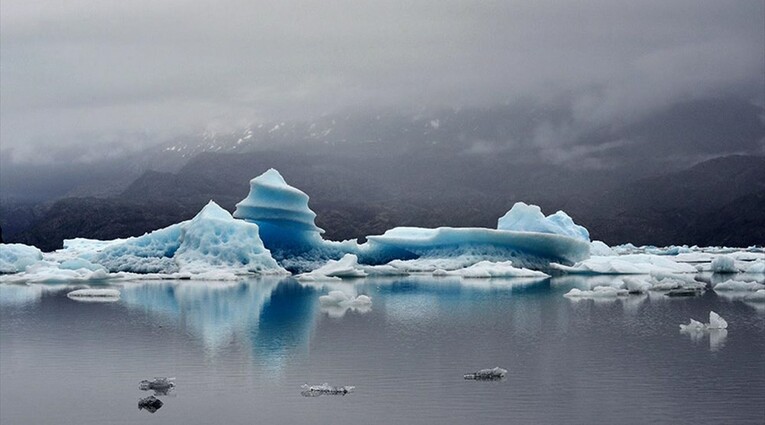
[438, 261, 549, 279]
[300, 383, 355, 397]
[296, 254, 367, 281]
[747, 289, 765, 301]
[319, 290, 371, 307]
[66, 288, 121, 302]
[563, 287, 628, 298]
[679, 311, 728, 332]
[139, 377, 175, 395]
[713, 280, 764, 292]
[464, 367, 508, 381]
[623, 277, 652, 294]
[138, 395, 163, 413]
[319, 291, 372, 318]
[665, 288, 704, 297]
[710, 255, 738, 274]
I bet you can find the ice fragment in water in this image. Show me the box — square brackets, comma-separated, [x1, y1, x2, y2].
[66, 288, 121, 302]
[463, 367, 507, 380]
[139, 377, 175, 395]
[679, 311, 728, 331]
[138, 396, 163, 413]
[300, 383, 355, 396]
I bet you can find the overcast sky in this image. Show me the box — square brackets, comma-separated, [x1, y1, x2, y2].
[1, 0, 763, 162]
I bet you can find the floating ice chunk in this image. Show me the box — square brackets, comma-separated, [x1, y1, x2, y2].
[623, 277, 652, 294]
[564, 286, 628, 298]
[745, 260, 765, 274]
[747, 289, 765, 301]
[300, 383, 355, 396]
[552, 254, 697, 275]
[590, 240, 615, 256]
[497, 202, 590, 242]
[464, 367, 508, 380]
[319, 290, 372, 307]
[708, 311, 728, 330]
[440, 261, 549, 278]
[679, 318, 706, 332]
[295, 254, 367, 281]
[665, 288, 703, 297]
[711, 256, 738, 273]
[0, 244, 43, 274]
[138, 395, 163, 413]
[680, 311, 728, 331]
[139, 377, 175, 395]
[2, 261, 111, 283]
[713, 280, 764, 292]
[67, 288, 120, 302]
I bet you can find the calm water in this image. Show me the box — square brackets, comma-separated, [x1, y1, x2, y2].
[1, 276, 764, 425]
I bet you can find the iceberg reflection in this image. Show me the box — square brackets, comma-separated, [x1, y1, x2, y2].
[119, 278, 320, 360]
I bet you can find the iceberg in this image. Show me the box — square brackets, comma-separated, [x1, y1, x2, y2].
[363, 226, 590, 270]
[92, 201, 285, 276]
[233, 169, 354, 272]
[0, 243, 43, 274]
[233, 169, 590, 272]
[497, 202, 589, 242]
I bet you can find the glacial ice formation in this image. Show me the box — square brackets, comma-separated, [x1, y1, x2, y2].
[497, 202, 590, 242]
[91, 201, 285, 276]
[0, 244, 43, 274]
[233, 168, 353, 272]
[362, 226, 590, 270]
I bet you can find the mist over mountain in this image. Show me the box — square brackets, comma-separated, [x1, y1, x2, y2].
[2, 97, 764, 251]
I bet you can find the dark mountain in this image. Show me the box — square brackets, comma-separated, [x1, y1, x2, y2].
[3, 98, 763, 250]
[8, 153, 765, 251]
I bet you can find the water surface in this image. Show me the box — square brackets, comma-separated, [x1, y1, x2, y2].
[1, 276, 763, 424]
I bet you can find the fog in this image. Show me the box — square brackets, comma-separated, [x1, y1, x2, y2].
[1, 0, 763, 163]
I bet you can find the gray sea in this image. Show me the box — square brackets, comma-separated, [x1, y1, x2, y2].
[1, 275, 764, 425]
